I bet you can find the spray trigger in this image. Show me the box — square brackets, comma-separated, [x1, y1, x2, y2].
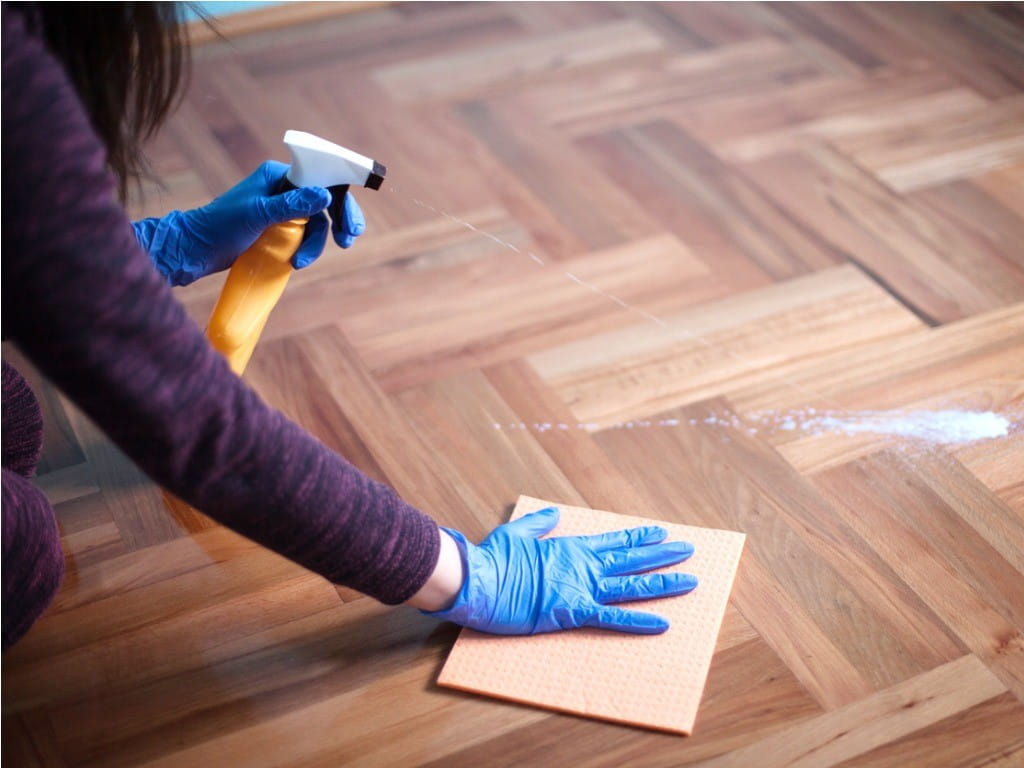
[277, 130, 386, 235]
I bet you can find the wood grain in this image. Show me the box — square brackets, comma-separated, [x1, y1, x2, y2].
[3, 2, 1023, 766]
[699, 655, 1008, 768]
[530, 265, 924, 426]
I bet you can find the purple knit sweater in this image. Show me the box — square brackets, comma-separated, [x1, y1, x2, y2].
[0, 6, 439, 605]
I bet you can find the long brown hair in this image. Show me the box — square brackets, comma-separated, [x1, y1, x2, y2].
[26, 2, 193, 201]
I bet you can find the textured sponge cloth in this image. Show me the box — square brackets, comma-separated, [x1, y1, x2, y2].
[436, 496, 746, 735]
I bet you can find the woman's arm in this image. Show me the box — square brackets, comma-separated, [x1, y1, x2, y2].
[2, 8, 699, 638]
[1, 6, 439, 605]
[405, 529, 464, 611]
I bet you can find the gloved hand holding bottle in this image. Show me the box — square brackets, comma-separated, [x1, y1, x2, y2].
[132, 160, 366, 286]
[410, 506, 698, 635]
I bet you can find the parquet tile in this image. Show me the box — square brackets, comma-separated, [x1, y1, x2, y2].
[531, 264, 924, 426]
[3, 2, 1023, 766]
[699, 655, 1010, 768]
[832, 693, 1024, 768]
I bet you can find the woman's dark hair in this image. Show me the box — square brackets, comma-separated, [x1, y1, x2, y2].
[28, 2, 192, 201]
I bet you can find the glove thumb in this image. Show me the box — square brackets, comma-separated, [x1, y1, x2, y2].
[501, 507, 560, 539]
[257, 186, 331, 228]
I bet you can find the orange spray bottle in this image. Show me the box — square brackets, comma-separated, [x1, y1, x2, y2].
[207, 130, 386, 375]
[163, 131, 385, 520]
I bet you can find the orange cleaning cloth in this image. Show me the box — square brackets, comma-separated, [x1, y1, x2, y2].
[437, 496, 746, 735]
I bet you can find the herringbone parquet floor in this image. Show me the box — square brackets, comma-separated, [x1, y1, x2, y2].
[4, 3, 1024, 766]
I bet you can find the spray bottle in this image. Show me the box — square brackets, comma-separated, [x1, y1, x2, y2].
[206, 130, 386, 374]
[164, 132, 386, 521]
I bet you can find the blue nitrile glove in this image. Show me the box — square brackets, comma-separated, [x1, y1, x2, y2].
[132, 160, 366, 287]
[426, 507, 698, 635]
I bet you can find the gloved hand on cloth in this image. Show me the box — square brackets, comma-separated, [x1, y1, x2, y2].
[425, 506, 698, 635]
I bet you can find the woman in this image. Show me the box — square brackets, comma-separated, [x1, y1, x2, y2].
[1, 3, 697, 651]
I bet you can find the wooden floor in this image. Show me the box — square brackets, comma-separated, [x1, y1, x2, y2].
[4, 2, 1024, 765]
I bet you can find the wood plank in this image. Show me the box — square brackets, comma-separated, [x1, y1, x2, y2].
[582, 120, 846, 279]
[374, 20, 665, 104]
[728, 304, 1024, 415]
[647, 2, 766, 46]
[699, 655, 1007, 768]
[285, 325, 496, 537]
[740, 145, 1024, 322]
[786, 3, 926, 69]
[814, 453, 1024, 702]
[910, 449, 1024, 573]
[81, 654, 545, 768]
[163, 98, 251, 199]
[483, 358, 656, 514]
[859, 2, 1024, 98]
[954, 421, 1024, 513]
[505, 2, 624, 37]
[834, 95, 1024, 191]
[532, 265, 923, 427]
[677, 58, 954, 148]
[236, 3, 516, 82]
[3, 559, 340, 713]
[760, 2, 885, 70]
[575, 128, 774, 292]
[833, 692, 1024, 768]
[456, 96, 661, 253]
[716, 88, 989, 163]
[973, 162, 1024, 217]
[524, 39, 825, 137]
[44, 603, 454, 768]
[909, 179, 1024, 274]
[342, 233, 725, 392]
[729, 2, 865, 76]
[396, 371, 586, 519]
[769, 381, 1023, 475]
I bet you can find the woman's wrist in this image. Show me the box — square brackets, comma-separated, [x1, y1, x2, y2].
[405, 527, 465, 611]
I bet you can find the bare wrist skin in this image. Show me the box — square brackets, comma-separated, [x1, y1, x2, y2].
[405, 528, 465, 611]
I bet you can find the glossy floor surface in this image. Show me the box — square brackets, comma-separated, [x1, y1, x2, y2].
[4, 3, 1023, 766]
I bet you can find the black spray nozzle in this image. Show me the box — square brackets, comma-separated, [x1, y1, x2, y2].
[273, 131, 388, 245]
[365, 160, 387, 190]
[274, 157, 386, 234]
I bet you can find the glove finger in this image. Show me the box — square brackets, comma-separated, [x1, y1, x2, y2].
[602, 541, 694, 576]
[332, 192, 366, 248]
[579, 525, 667, 552]
[595, 572, 698, 605]
[258, 160, 291, 192]
[258, 186, 331, 229]
[500, 507, 560, 539]
[293, 212, 329, 269]
[583, 606, 670, 635]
